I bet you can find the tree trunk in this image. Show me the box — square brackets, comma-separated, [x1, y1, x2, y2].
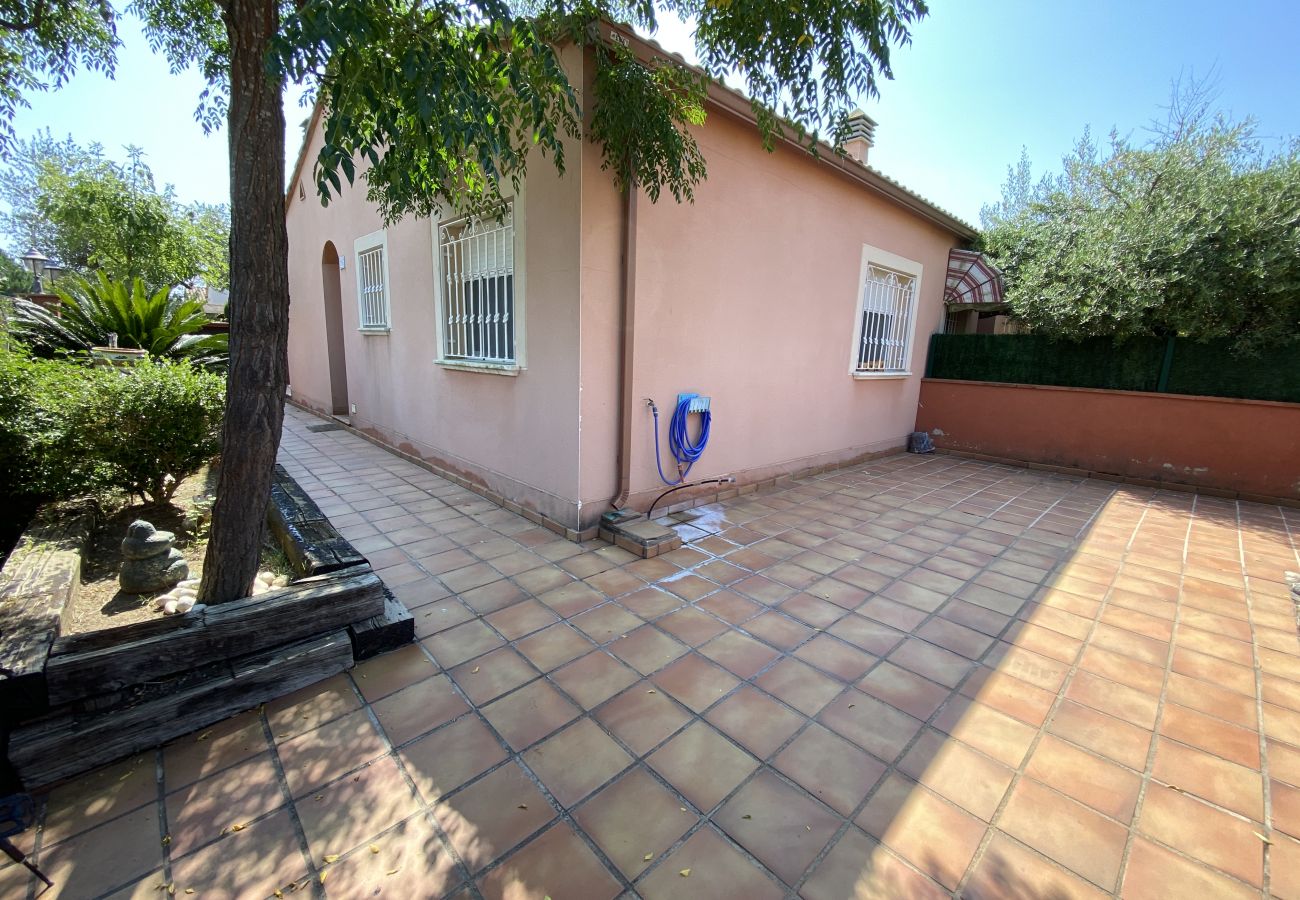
[198, 0, 289, 605]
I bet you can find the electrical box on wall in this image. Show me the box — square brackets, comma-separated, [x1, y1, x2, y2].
[679, 393, 711, 414]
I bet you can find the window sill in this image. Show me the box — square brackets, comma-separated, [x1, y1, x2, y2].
[358, 327, 391, 336]
[852, 370, 911, 380]
[436, 358, 522, 377]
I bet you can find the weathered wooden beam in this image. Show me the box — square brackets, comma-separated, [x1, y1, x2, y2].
[267, 464, 367, 577]
[9, 630, 354, 791]
[348, 588, 414, 661]
[43, 568, 383, 706]
[0, 508, 93, 719]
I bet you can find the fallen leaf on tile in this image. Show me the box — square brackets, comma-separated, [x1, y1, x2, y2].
[320, 870, 329, 884]
[161, 833, 172, 846]
[196, 731, 213, 742]
[323, 854, 340, 863]
[472, 666, 480, 674]
[315, 795, 323, 801]
[229, 823, 247, 832]
[369, 844, 380, 854]
[742, 814, 752, 820]
[679, 868, 691, 878]
[1256, 832, 1274, 844]
[274, 891, 283, 898]
[647, 689, 656, 694]
[517, 804, 528, 809]
[805, 825, 811, 831]
[643, 853, 653, 861]
[387, 868, 401, 876]
[185, 890, 195, 895]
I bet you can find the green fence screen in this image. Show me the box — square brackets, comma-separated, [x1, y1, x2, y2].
[926, 334, 1300, 404]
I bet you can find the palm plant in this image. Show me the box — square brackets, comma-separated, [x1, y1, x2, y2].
[11, 272, 227, 368]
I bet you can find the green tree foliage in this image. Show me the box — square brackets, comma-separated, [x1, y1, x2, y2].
[0, 130, 104, 253]
[980, 85, 1300, 353]
[12, 272, 227, 365]
[0, 1, 119, 151]
[0, 136, 231, 289]
[182, 0, 930, 223]
[0, 251, 28, 295]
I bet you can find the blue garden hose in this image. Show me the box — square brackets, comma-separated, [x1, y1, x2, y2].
[651, 394, 712, 486]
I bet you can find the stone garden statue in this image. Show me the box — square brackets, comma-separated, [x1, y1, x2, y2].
[120, 520, 189, 594]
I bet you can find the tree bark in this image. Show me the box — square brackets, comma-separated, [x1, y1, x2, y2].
[198, 0, 289, 605]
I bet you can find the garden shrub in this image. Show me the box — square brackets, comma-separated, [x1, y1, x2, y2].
[0, 345, 103, 502]
[0, 348, 225, 508]
[86, 358, 225, 503]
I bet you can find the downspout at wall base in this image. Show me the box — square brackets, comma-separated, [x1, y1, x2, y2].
[610, 178, 639, 510]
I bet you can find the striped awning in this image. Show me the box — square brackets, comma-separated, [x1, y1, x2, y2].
[944, 248, 1004, 305]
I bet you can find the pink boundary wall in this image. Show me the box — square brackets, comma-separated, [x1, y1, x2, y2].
[916, 379, 1300, 503]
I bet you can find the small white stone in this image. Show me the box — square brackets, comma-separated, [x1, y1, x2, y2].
[175, 597, 196, 613]
[163, 598, 179, 615]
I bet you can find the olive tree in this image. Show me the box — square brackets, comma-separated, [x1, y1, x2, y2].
[980, 83, 1300, 353]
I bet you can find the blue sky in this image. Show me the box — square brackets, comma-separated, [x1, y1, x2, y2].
[8, 1, 1299, 229]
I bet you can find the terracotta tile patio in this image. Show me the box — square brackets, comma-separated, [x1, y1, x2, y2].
[7, 405, 1300, 899]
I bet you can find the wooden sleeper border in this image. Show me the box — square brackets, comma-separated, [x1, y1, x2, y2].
[0, 464, 413, 791]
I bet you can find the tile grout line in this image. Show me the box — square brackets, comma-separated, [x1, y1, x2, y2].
[257, 704, 327, 899]
[1241, 496, 1275, 898]
[776, 470, 1119, 896]
[1110, 491, 1197, 897]
[943, 483, 1140, 897]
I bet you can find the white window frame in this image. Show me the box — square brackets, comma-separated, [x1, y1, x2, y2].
[848, 244, 923, 379]
[353, 229, 392, 333]
[431, 189, 526, 375]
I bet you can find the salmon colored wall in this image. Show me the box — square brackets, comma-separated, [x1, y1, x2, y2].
[916, 379, 1300, 501]
[288, 43, 967, 532]
[285, 47, 585, 525]
[577, 105, 963, 526]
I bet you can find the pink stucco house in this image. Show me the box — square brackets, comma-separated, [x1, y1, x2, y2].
[284, 26, 977, 540]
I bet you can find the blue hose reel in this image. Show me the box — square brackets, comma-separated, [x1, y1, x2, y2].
[652, 393, 712, 485]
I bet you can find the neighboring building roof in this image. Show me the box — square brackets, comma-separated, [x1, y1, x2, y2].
[944, 248, 1005, 305]
[285, 21, 978, 242]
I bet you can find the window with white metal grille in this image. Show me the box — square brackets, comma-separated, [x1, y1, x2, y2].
[356, 241, 390, 330]
[856, 264, 916, 373]
[439, 208, 515, 364]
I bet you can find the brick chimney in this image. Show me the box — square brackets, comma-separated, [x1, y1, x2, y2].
[841, 110, 877, 164]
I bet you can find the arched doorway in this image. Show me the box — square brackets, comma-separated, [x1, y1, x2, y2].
[321, 242, 350, 416]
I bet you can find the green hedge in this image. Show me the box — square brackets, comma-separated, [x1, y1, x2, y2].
[0, 348, 225, 506]
[926, 334, 1300, 403]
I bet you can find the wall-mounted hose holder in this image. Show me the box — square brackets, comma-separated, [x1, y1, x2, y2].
[650, 393, 712, 486]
